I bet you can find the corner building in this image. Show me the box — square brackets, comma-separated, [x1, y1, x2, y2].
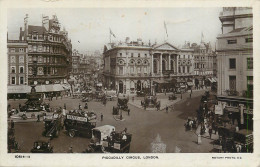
[20, 14, 72, 85]
[103, 39, 196, 94]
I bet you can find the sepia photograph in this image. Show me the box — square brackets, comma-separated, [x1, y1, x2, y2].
[1, 0, 259, 166]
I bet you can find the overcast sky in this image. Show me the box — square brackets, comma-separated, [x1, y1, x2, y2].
[8, 8, 222, 54]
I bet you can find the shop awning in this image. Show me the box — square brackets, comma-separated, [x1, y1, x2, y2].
[153, 79, 169, 84]
[7, 85, 31, 94]
[36, 85, 47, 92]
[224, 107, 240, 113]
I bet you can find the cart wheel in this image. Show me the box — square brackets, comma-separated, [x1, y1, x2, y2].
[69, 130, 75, 137]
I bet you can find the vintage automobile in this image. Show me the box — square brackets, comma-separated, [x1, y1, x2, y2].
[42, 114, 63, 139]
[30, 139, 53, 153]
[136, 90, 146, 97]
[64, 113, 97, 138]
[81, 97, 89, 102]
[113, 96, 130, 115]
[83, 125, 132, 153]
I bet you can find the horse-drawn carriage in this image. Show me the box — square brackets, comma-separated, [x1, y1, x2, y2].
[113, 96, 130, 115]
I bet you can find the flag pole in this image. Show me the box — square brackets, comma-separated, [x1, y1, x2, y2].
[109, 29, 111, 43]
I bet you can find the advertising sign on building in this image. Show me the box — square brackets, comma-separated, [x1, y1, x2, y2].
[67, 115, 88, 122]
[215, 104, 223, 115]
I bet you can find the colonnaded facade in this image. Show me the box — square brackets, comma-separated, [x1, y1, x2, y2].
[103, 38, 201, 94]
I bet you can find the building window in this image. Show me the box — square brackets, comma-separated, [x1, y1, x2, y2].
[19, 56, 24, 63]
[130, 67, 134, 74]
[179, 67, 181, 73]
[19, 66, 24, 73]
[28, 45, 32, 52]
[131, 53, 134, 57]
[119, 67, 123, 75]
[227, 39, 237, 44]
[187, 66, 190, 73]
[229, 58, 236, 69]
[229, 75, 236, 91]
[11, 66, 16, 73]
[183, 66, 185, 73]
[247, 76, 253, 93]
[28, 56, 32, 63]
[19, 48, 24, 52]
[247, 58, 253, 69]
[138, 53, 140, 57]
[144, 67, 147, 73]
[38, 56, 43, 63]
[137, 67, 141, 73]
[11, 77, 15, 84]
[10, 56, 16, 63]
[33, 45, 37, 52]
[120, 53, 122, 56]
[10, 48, 15, 52]
[183, 55, 185, 59]
[20, 77, 24, 84]
[245, 38, 253, 43]
[153, 60, 157, 73]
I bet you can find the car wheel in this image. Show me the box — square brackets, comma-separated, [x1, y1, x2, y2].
[69, 130, 75, 137]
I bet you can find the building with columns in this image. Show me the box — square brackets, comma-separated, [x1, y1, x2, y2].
[216, 7, 253, 130]
[103, 38, 196, 94]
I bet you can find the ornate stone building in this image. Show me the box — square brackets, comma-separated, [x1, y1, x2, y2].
[103, 38, 196, 94]
[19, 14, 72, 85]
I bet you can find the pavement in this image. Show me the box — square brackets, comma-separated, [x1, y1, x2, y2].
[8, 88, 220, 153]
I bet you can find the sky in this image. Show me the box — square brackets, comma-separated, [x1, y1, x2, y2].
[7, 8, 223, 54]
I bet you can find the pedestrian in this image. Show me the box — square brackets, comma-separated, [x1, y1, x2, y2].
[166, 105, 168, 113]
[190, 93, 191, 99]
[165, 90, 166, 96]
[79, 103, 81, 110]
[209, 125, 212, 139]
[68, 146, 73, 153]
[64, 103, 66, 110]
[11, 120, 14, 129]
[101, 113, 103, 121]
[18, 103, 21, 110]
[127, 109, 130, 116]
[37, 114, 40, 122]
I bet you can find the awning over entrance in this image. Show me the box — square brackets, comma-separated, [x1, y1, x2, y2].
[224, 106, 240, 113]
